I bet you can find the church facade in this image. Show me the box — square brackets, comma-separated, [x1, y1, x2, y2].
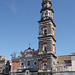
[11, 48, 38, 75]
[11, 0, 75, 75]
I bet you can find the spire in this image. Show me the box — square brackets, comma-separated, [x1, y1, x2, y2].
[38, 0, 53, 21]
[42, 0, 52, 8]
[43, 0, 51, 2]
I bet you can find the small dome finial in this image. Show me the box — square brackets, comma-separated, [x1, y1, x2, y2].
[28, 43, 31, 49]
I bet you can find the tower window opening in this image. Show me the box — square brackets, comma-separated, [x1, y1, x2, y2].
[43, 62, 47, 69]
[45, 11, 48, 16]
[41, 12, 44, 18]
[44, 46, 47, 51]
[53, 44, 55, 52]
[43, 44, 47, 51]
[43, 27, 47, 35]
[44, 29, 47, 35]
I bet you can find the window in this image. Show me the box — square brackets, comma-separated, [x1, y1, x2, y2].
[43, 27, 47, 35]
[64, 60, 71, 64]
[43, 63, 47, 69]
[21, 63, 23, 66]
[44, 29, 47, 35]
[27, 71, 28, 74]
[27, 61, 30, 66]
[45, 11, 48, 16]
[53, 62, 55, 65]
[57, 67, 60, 71]
[41, 12, 44, 18]
[52, 27, 55, 36]
[34, 61, 37, 66]
[43, 44, 47, 51]
[53, 44, 55, 52]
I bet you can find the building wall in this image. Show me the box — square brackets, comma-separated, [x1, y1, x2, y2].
[11, 49, 38, 74]
[0, 56, 5, 60]
[0, 56, 6, 73]
[11, 72, 38, 75]
[12, 60, 19, 71]
[55, 55, 72, 72]
[71, 55, 75, 71]
[55, 66, 72, 72]
[53, 71, 75, 75]
[56, 55, 71, 65]
[0, 60, 5, 73]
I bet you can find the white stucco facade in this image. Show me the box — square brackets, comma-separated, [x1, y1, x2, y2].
[71, 54, 75, 71]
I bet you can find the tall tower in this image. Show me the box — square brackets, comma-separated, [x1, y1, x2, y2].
[38, 0, 56, 75]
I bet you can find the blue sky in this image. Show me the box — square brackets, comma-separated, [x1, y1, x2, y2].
[0, 0, 75, 60]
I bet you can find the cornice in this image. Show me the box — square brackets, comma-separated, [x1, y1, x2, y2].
[40, 8, 54, 13]
[38, 34, 56, 42]
[38, 18, 56, 27]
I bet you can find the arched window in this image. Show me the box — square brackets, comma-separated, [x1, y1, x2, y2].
[41, 12, 44, 17]
[21, 63, 23, 66]
[53, 44, 55, 52]
[43, 44, 47, 51]
[44, 29, 47, 35]
[27, 61, 30, 66]
[43, 62, 47, 69]
[45, 11, 48, 16]
[44, 46, 47, 51]
[43, 27, 47, 35]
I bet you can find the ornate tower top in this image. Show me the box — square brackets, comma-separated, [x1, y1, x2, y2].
[38, 0, 54, 24]
[43, 0, 51, 2]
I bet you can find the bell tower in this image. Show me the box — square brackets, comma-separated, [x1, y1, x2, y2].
[38, 0, 56, 75]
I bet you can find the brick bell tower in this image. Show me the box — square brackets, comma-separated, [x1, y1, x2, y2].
[38, 0, 57, 75]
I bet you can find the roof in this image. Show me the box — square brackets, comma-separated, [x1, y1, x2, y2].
[71, 53, 75, 56]
[56, 55, 71, 65]
[21, 48, 38, 57]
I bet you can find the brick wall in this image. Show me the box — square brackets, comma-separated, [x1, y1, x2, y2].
[12, 60, 19, 70]
[47, 58, 52, 70]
